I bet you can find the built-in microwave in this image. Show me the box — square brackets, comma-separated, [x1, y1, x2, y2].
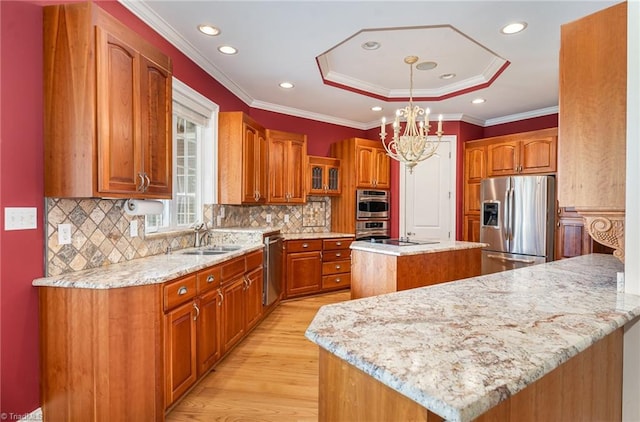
[356, 189, 390, 220]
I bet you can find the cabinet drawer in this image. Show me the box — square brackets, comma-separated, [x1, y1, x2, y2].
[323, 238, 353, 250]
[323, 249, 350, 261]
[197, 266, 221, 294]
[245, 249, 264, 272]
[222, 256, 246, 282]
[322, 273, 351, 290]
[286, 239, 322, 253]
[322, 259, 351, 275]
[163, 274, 197, 311]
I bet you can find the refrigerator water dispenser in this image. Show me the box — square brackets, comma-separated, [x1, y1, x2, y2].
[482, 202, 499, 227]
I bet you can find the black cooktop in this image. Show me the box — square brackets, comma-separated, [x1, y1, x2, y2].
[369, 238, 439, 246]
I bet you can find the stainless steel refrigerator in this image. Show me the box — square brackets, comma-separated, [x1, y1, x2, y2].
[480, 175, 555, 275]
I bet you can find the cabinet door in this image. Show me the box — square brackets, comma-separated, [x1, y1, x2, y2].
[464, 182, 481, 214]
[196, 289, 222, 377]
[287, 139, 307, 203]
[326, 165, 341, 194]
[285, 251, 322, 298]
[242, 124, 267, 204]
[139, 55, 172, 197]
[555, 216, 590, 259]
[165, 301, 197, 407]
[355, 145, 375, 187]
[268, 137, 288, 202]
[463, 214, 481, 242]
[244, 267, 264, 331]
[96, 27, 141, 195]
[373, 148, 391, 188]
[465, 146, 486, 182]
[309, 164, 326, 195]
[221, 276, 246, 354]
[520, 137, 557, 174]
[487, 141, 519, 176]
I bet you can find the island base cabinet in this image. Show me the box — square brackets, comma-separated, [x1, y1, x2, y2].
[317, 328, 623, 422]
[39, 285, 164, 422]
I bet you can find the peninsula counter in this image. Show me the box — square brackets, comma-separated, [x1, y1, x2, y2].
[306, 254, 640, 421]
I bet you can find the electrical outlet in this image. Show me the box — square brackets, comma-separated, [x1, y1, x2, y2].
[284, 214, 290, 223]
[130, 220, 138, 238]
[266, 214, 272, 224]
[58, 224, 72, 245]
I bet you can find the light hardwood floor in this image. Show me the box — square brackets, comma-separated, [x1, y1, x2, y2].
[166, 290, 350, 422]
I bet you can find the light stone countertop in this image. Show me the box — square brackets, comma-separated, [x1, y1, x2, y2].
[350, 239, 487, 256]
[282, 232, 354, 240]
[305, 254, 640, 422]
[33, 244, 264, 289]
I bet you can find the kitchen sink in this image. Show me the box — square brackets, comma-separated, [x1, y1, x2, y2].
[182, 250, 228, 256]
[181, 245, 243, 256]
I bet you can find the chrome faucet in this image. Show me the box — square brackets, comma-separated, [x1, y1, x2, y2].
[193, 222, 209, 247]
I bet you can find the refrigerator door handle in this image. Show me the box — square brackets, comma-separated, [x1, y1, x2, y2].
[509, 187, 515, 241]
[503, 188, 510, 241]
[486, 254, 536, 264]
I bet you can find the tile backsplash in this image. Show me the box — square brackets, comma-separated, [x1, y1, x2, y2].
[45, 196, 332, 276]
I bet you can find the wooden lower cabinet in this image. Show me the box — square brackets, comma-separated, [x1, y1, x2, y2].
[221, 275, 246, 354]
[196, 288, 222, 377]
[284, 237, 353, 299]
[245, 266, 264, 331]
[463, 214, 480, 243]
[165, 300, 198, 407]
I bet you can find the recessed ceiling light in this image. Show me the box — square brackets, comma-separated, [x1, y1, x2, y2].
[501, 22, 527, 35]
[197, 24, 220, 36]
[440, 73, 456, 80]
[361, 41, 380, 50]
[472, 98, 486, 104]
[416, 61, 438, 71]
[279, 82, 294, 89]
[371, 106, 383, 112]
[218, 45, 237, 55]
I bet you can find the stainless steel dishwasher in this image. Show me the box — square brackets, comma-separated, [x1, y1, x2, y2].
[263, 233, 284, 306]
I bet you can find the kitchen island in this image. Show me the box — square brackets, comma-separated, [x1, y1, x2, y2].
[306, 254, 640, 421]
[350, 239, 486, 299]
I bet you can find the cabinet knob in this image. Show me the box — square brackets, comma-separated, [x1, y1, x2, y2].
[335, 278, 341, 283]
[207, 274, 215, 283]
[335, 265, 341, 270]
[177, 286, 188, 296]
[335, 252, 342, 257]
[336, 242, 342, 246]
[302, 243, 309, 248]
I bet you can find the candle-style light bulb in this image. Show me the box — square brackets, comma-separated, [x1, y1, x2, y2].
[381, 116, 386, 135]
[438, 114, 443, 133]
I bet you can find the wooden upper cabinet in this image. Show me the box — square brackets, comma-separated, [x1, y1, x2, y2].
[465, 145, 486, 183]
[558, 2, 626, 210]
[218, 112, 268, 204]
[486, 134, 557, 177]
[307, 156, 341, 196]
[44, 2, 172, 199]
[354, 140, 390, 188]
[266, 129, 307, 204]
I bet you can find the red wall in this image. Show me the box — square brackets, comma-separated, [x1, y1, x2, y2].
[0, 0, 559, 415]
[482, 114, 558, 138]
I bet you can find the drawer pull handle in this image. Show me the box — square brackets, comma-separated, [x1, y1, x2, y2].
[193, 302, 200, 321]
[335, 278, 341, 283]
[217, 289, 224, 306]
[335, 265, 341, 270]
[177, 286, 188, 296]
[302, 243, 309, 248]
[207, 275, 215, 283]
[336, 242, 342, 246]
[335, 252, 342, 257]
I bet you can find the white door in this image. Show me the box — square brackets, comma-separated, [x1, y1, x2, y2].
[400, 135, 456, 241]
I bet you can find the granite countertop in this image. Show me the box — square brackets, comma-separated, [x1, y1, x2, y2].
[283, 232, 354, 240]
[305, 254, 640, 422]
[33, 244, 264, 289]
[351, 239, 487, 256]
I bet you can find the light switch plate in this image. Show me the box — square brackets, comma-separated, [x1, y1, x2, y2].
[284, 214, 290, 223]
[58, 224, 72, 245]
[130, 220, 138, 238]
[4, 207, 38, 230]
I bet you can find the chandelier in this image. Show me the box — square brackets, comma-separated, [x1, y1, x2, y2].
[379, 55, 443, 173]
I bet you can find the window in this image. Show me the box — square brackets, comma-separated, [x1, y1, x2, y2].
[146, 78, 217, 234]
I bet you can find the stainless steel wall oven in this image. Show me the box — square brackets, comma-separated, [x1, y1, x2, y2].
[356, 189, 390, 220]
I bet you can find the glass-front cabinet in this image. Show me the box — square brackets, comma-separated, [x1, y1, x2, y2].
[307, 156, 341, 196]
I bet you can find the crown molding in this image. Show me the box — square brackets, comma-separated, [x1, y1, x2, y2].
[484, 106, 559, 127]
[118, 0, 253, 106]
